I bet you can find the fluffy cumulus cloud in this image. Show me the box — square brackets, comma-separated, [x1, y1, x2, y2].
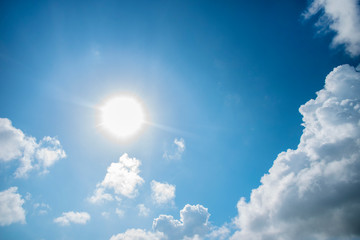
[231, 64, 360, 240]
[163, 138, 185, 160]
[304, 0, 360, 56]
[153, 204, 211, 240]
[89, 153, 144, 203]
[0, 187, 26, 226]
[54, 211, 90, 226]
[0, 118, 66, 178]
[151, 180, 176, 205]
[110, 204, 229, 240]
[110, 229, 165, 240]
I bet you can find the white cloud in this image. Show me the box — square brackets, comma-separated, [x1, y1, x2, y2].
[101, 153, 144, 198]
[116, 208, 124, 218]
[110, 204, 228, 240]
[206, 226, 231, 240]
[33, 202, 51, 215]
[102, 211, 110, 218]
[0, 118, 66, 178]
[110, 228, 165, 240]
[0, 187, 26, 226]
[163, 138, 185, 160]
[25, 192, 32, 201]
[231, 64, 360, 240]
[153, 204, 211, 240]
[151, 180, 176, 205]
[304, 0, 360, 56]
[88, 186, 114, 204]
[138, 204, 150, 217]
[54, 211, 90, 226]
[35, 136, 66, 169]
[89, 153, 144, 203]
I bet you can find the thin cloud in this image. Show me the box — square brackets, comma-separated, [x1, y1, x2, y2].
[138, 204, 150, 217]
[163, 138, 185, 160]
[115, 208, 124, 218]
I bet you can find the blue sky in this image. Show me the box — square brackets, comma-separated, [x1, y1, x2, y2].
[1, 0, 360, 239]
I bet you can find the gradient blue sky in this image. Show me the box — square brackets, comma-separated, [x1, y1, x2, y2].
[1, 0, 360, 239]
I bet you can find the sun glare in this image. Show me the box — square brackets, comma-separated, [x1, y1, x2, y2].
[100, 96, 145, 139]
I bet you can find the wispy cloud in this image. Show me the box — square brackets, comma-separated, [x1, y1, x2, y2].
[33, 202, 51, 215]
[163, 138, 185, 160]
[0, 118, 66, 178]
[303, 0, 360, 56]
[0, 187, 26, 226]
[138, 204, 150, 217]
[231, 64, 360, 239]
[54, 211, 90, 226]
[115, 208, 124, 218]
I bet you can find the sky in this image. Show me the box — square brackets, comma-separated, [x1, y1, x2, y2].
[1, 0, 360, 239]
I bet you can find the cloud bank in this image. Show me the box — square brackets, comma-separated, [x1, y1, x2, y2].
[304, 0, 360, 56]
[231, 64, 360, 239]
[54, 211, 91, 226]
[0, 118, 66, 178]
[0, 187, 26, 226]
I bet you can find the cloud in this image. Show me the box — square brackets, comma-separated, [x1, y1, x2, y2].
[33, 202, 51, 215]
[206, 226, 231, 240]
[101, 211, 110, 218]
[88, 186, 114, 204]
[303, 0, 360, 56]
[116, 208, 124, 218]
[231, 64, 360, 240]
[138, 204, 150, 217]
[153, 204, 211, 240]
[35, 137, 66, 169]
[0, 187, 26, 226]
[54, 211, 90, 226]
[151, 180, 176, 205]
[0, 118, 66, 178]
[163, 138, 185, 160]
[111, 204, 229, 240]
[109, 229, 165, 240]
[89, 153, 144, 202]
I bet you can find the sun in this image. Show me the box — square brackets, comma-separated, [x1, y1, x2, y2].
[100, 96, 145, 139]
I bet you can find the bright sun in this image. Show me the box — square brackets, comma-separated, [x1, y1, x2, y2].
[100, 96, 145, 138]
